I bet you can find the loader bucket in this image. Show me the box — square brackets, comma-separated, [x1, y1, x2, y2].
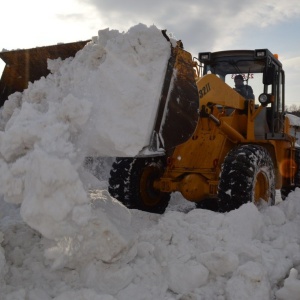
[149, 42, 199, 153]
[0, 40, 90, 107]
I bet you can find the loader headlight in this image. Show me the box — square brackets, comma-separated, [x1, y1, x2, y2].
[255, 49, 267, 58]
[198, 52, 211, 62]
[258, 93, 272, 106]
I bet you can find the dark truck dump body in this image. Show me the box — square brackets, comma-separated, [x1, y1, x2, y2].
[0, 40, 89, 107]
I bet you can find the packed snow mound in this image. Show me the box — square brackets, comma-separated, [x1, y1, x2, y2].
[1, 190, 300, 299]
[0, 24, 171, 159]
[286, 113, 300, 127]
[0, 24, 171, 264]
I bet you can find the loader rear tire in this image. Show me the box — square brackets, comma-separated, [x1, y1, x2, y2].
[218, 144, 275, 212]
[108, 157, 170, 214]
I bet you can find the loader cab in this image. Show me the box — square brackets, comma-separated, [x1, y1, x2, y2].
[198, 49, 285, 136]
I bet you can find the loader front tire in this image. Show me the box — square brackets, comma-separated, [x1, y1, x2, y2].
[108, 158, 133, 206]
[108, 157, 170, 214]
[218, 144, 275, 212]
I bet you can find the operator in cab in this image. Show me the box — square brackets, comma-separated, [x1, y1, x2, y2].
[234, 74, 255, 100]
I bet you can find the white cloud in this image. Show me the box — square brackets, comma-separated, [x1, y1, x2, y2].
[0, 0, 98, 50]
[79, 0, 300, 55]
[1, 0, 300, 104]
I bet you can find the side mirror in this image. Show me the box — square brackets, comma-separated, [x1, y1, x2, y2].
[263, 65, 275, 85]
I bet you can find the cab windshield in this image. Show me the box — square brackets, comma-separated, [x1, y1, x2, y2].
[204, 59, 267, 101]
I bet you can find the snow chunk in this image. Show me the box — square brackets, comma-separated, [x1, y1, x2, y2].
[44, 192, 136, 269]
[226, 261, 271, 300]
[198, 250, 239, 276]
[276, 268, 300, 300]
[167, 261, 209, 294]
[222, 203, 264, 242]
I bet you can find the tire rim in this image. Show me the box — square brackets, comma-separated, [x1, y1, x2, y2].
[254, 171, 270, 204]
[140, 165, 163, 207]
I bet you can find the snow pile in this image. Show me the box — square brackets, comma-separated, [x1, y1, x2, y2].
[0, 24, 171, 157]
[286, 113, 300, 127]
[286, 113, 300, 145]
[0, 24, 171, 265]
[1, 190, 300, 299]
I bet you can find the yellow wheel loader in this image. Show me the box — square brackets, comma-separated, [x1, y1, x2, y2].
[108, 42, 300, 213]
[0, 33, 299, 214]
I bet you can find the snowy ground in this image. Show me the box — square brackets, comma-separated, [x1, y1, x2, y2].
[0, 24, 300, 299]
[1, 176, 300, 300]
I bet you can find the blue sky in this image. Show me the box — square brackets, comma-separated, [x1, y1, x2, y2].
[1, 0, 300, 106]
